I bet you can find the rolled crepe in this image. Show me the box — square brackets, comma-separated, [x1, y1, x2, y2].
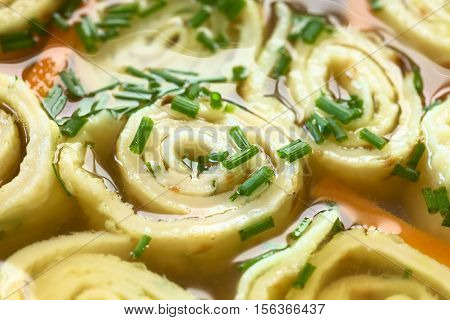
[0, 73, 75, 257]
[55, 97, 304, 276]
[236, 207, 450, 300]
[370, 0, 450, 66]
[0, 232, 194, 299]
[0, 0, 65, 34]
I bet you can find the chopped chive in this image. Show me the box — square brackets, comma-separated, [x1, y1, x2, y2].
[188, 7, 211, 28]
[125, 66, 155, 81]
[315, 95, 357, 124]
[60, 117, 88, 137]
[330, 217, 345, 235]
[215, 32, 229, 48]
[359, 128, 387, 150]
[223, 145, 259, 170]
[300, 19, 325, 44]
[229, 126, 251, 150]
[231, 166, 275, 201]
[88, 80, 120, 96]
[185, 83, 201, 99]
[164, 68, 198, 76]
[52, 163, 72, 196]
[305, 118, 324, 144]
[208, 151, 229, 162]
[130, 235, 151, 259]
[407, 142, 425, 169]
[424, 100, 442, 112]
[145, 161, 161, 177]
[149, 69, 185, 86]
[129, 117, 154, 154]
[391, 164, 420, 182]
[434, 187, 450, 215]
[191, 76, 228, 84]
[327, 117, 348, 142]
[412, 65, 423, 95]
[403, 268, 413, 279]
[422, 187, 438, 214]
[52, 12, 70, 31]
[311, 113, 330, 137]
[442, 213, 450, 228]
[171, 95, 199, 118]
[224, 103, 235, 113]
[293, 262, 316, 288]
[0, 31, 35, 52]
[239, 246, 287, 271]
[196, 30, 218, 52]
[218, 0, 246, 21]
[43, 86, 67, 119]
[97, 28, 119, 41]
[107, 3, 139, 14]
[270, 47, 291, 79]
[277, 139, 312, 163]
[239, 216, 274, 241]
[75, 16, 97, 53]
[59, 69, 86, 98]
[140, 0, 167, 17]
[209, 91, 223, 109]
[122, 84, 156, 94]
[97, 18, 130, 28]
[232, 65, 248, 82]
[61, 0, 82, 19]
[113, 91, 152, 101]
[289, 216, 312, 240]
[369, 0, 383, 11]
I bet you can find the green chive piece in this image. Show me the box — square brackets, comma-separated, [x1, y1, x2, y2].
[52, 163, 72, 196]
[327, 117, 348, 142]
[208, 151, 229, 162]
[185, 83, 201, 99]
[97, 28, 119, 41]
[125, 66, 155, 80]
[229, 126, 251, 150]
[305, 118, 324, 144]
[224, 103, 235, 113]
[232, 65, 248, 82]
[218, 0, 246, 21]
[289, 216, 312, 240]
[301, 19, 325, 44]
[238, 216, 274, 241]
[403, 268, 413, 279]
[223, 145, 259, 170]
[59, 69, 86, 98]
[293, 262, 316, 288]
[239, 246, 287, 271]
[164, 68, 199, 76]
[434, 187, 450, 215]
[231, 166, 275, 201]
[215, 32, 229, 48]
[97, 18, 130, 28]
[61, 0, 82, 19]
[131, 235, 152, 259]
[113, 91, 152, 101]
[75, 16, 97, 53]
[196, 30, 218, 52]
[171, 95, 199, 118]
[122, 84, 156, 94]
[407, 142, 426, 169]
[412, 65, 423, 95]
[270, 47, 292, 79]
[311, 113, 330, 137]
[145, 161, 161, 177]
[129, 117, 154, 154]
[442, 213, 450, 228]
[422, 187, 438, 214]
[315, 95, 357, 124]
[0, 31, 35, 52]
[88, 80, 120, 96]
[209, 91, 223, 109]
[43, 86, 67, 119]
[60, 117, 88, 137]
[52, 12, 70, 31]
[188, 7, 211, 28]
[140, 0, 167, 17]
[391, 164, 420, 182]
[277, 139, 312, 163]
[359, 128, 387, 150]
[107, 3, 139, 14]
[424, 100, 442, 112]
[369, 0, 383, 11]
[149, 69, 185, 86]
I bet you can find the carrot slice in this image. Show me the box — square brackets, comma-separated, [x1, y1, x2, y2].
[312, 178, 450, 267]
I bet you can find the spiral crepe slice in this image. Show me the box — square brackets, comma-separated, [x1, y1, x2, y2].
[90, 0, 263, 73]
[0, 73, 75, 257]
[56, 97, 304, 275]
[0, 232, 194, 299]
[286, 23, 422, 189]
[371, 0, 450, 66]
[0, 0, 65, 34]
[236, 207, 450, 300]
